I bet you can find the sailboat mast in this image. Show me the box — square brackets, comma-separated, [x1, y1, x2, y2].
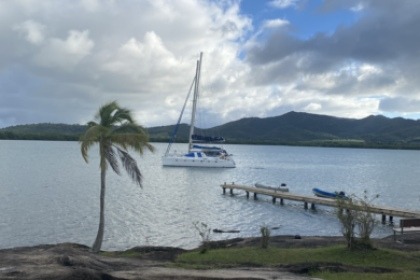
[188, 52, 203, 151]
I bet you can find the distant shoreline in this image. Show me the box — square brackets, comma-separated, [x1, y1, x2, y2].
[2, 136, 420, 150]
[3, 112, 420, 149]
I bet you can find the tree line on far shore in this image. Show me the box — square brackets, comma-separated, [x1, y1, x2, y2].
[3, 110, 420, 150]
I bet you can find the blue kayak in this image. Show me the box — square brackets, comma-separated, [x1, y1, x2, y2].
[312, 188, 348, 199]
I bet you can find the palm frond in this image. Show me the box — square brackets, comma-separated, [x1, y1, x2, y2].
[110, 123, 155, 154]
[117, 148, 142, 187]
[97, 101, 137, 127]
[97, 101, 119, 127]
[111, 107, 135, 125]
[113, 123, 144, 134]
[87, 121, 98, 128]
[80, 125, 106, 162]
[104, 146, 120, 175]
[111, 133, 154, 154]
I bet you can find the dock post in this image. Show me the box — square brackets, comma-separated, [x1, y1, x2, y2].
[272, 197, 276, 204]
[304, 202, 308, 210]
[389, 216, 393, 224]
[230, 188, 233, 195]
[280, 198, 284, 205]
[254, 193, 257, 200]
[223, 187, 226, 194]
[381, 214, 386, 224]
[311, 203, 316, 210]
[246, 191, 249, 199]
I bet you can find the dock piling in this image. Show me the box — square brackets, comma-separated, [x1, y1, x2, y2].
[220, 183, 420, 220]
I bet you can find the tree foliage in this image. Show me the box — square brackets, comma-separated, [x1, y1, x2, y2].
[80, 101, 154, 252]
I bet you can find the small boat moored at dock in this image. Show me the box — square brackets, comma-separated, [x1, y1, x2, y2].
[255, 183, 289, 192]
[221, 182, 420, 222]
[312, 187, 348, 199]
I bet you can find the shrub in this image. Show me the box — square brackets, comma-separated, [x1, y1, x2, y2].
[336, 191, 379, 250]
[336, 200, 357, 249]
[193, 221, 211, 254]
[355, 191, 379, 248]
[260, 225, 270, 249]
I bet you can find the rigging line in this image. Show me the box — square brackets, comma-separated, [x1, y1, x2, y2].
[165, 76, 196, 156]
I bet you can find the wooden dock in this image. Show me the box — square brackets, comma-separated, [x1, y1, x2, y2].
[221, 183, 420, 223]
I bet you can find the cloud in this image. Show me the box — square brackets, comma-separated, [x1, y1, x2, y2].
[380, 97, 420, 113]
[350, 3, 365, 12]
[0, 0, 420, 129]
[244, 0, 420, 118]
[269, 0, 299, 9]
[0, 0, 253, 128]
[14, 20, 46, 45]
[263, 18, 289, 29]
[34, 30, 94, 69]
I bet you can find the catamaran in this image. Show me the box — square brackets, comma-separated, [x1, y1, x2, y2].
[162, 52, 236, 168]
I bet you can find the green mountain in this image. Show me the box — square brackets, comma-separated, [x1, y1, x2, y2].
[148, 111, 420, 148]
[0, 123, 86, 141]
[2, 112, 420, 148]
[212, 112, 420, 144]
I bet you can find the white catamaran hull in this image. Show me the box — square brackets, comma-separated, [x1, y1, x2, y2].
[162, 154, 235, 168]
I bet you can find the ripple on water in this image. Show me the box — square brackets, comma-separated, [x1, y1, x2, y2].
[0, 141, 417, 250]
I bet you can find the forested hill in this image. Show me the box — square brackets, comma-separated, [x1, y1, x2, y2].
[2, 111, 420, 148]
[211, 111, 420, 145]
[0, 123, 86, 141]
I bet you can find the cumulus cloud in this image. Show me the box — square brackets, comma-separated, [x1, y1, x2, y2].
[0, 0, 252, 127]
[14, 20, 46, 45]
[0, 0, 419, 129]
[244, 0, 420, 119]
[34, 30, 94, 69]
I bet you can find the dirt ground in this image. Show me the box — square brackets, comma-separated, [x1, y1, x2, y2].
[0, 234, 419, 280]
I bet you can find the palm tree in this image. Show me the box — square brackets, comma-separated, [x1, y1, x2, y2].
[80, 101, 154, 253]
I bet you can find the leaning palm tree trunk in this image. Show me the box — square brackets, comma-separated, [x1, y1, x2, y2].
[92, 169, 106, 252]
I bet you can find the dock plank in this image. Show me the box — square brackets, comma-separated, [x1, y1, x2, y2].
[221, 183, 420, 219]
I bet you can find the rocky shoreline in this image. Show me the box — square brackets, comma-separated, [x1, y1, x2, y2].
[1, 235, 419, 280]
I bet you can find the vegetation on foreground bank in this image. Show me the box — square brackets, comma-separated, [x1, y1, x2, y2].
[175, 245, 420, 280]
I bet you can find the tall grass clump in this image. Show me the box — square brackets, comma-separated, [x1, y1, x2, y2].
[260, 225, 270, 249]
[193, 221, 211, 254]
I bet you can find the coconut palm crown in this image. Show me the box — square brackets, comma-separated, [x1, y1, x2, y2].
[80, 101, 154, 252]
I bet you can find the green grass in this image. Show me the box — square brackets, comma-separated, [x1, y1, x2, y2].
[317, 271, 420, 280]
[176, 246, 420, 279]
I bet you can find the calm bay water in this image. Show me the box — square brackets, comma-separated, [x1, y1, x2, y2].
[1, 140, 420, 250]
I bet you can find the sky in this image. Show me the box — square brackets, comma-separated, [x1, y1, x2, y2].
[1, 0, 420, 128]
